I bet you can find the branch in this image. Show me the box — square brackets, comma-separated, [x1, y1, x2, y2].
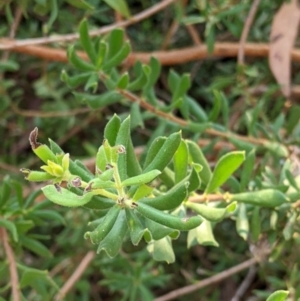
[0, 227, 20, 301]
[238, 0, 261, 65]
[0, 0, 176, 50]
[154, 257, 257, 301]
[6, 42, 300, 66]
[54, 251, 95, 301]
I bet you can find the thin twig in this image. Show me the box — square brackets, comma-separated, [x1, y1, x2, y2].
[1, 6, 22, 61]
[7, 42, 300, 66]
[238, 0, 261, 65]
[154, 257, 257, 301]
[187, 194, 226, 203]
[54, 251, 95, 301]
[231, 265, 257, 301]
[0, 227, 21, 301]
[0, 0, 176, 50]
[11, 102, 91, 118]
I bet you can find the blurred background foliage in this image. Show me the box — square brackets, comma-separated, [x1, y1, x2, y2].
[1, 0, 300, 300]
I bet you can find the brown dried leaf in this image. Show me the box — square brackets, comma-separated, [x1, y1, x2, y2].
[269, 0, 300, 97]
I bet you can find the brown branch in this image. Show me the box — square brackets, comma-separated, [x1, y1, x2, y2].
[11, 102, 91, 118]
[0, 227, 20, 301]
[238, 0, 261, 65]
[187, 194, 226, 203]
[0, 0, 176, 50]
[6, 42, 300, 66]
[54, 251, 95, 301]
[154, 257, 257, 301]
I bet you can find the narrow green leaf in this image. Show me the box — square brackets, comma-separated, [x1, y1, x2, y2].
[205, 151, 245, 193]
[104, 114, 121, 146]
[236, 203, 249, 240]
[208, 90, 222, 121]
[79, 19, 97, 65]
[67, 45, 96, 71]
[143, 137, 166, 169]
[185, 121, 211, 134]
[250, 206, 261, 242]
[117, 72, 129, 89]
[66, 0, 94, 9]
[130, 102, 144, 129]
[21, 236, 52, 258]
[266, 290, 289, 301]
[32, 209, 65, 225]
[174, 140, 188, 183]
[42, 185, 94, 207]
[186, 202, 236, 222]
[73, 91, 121, 109]
[115, 116, 131, 181]
[145, 218, 179, 240]
[126, 137, 142, 177]
[102, 41, 131, 72]
[61, 70, 91, 88]
[140, 181, 188, 210]
[231, 189, 287, 208]
[85, 204, 121, 244]
[0, 219, 18, 242]
[84, 195, 115, 210]
[240, 149, 255, 191]
[187, 167, 201, 192]
[84, 72, 98, 92]
[125, 208, 149, 245]
[0, 176, 11, 207]
[144, 132, 182, 173]
[187, 220, 219, 247]
[97, 209, 128, 257]
[127, 64, 149, 91]
[263, 141, 289, 157]
[122, 170, 161, 187]
[135, 202, 201, 231]
[103, 0, 130, 18]
[132, 184, 153, 201]
[187, 140, 212, 185]
[147, 236, 175, 264]
[143, 57, 161, 91]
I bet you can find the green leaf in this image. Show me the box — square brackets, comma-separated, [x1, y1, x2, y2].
[147, 236, 175, 264]
[174, 140, 188, 183]
[79, 19, 97, 65]
[115, 116, 131, 181]
[125, 208, 149, 245]
[126, 137, 142, 177]
[132, 184, 153, 201]
[144, 132, 182, 173]
[0, 60, 19, 71]
[102, 41, 131, 72]
[145, 218, 179, 240]
[0, 176, 11, 207]
[187, 220, 219, 247]
[240, 149, 255, 191]
[103, 0, 130, 18]
[263, 141, 289, 157]
[106, 29, 124, 59]
[67, 45, 96, 71]
[84, 72, 98, 92]
[44, 0, 58, 33]
[73, 91, 121, 109]
[65, 0, 94, 9]
[143, 57, 161, 92]
[0, 219, 18, 242]
[84, 195, 115, 210]
[42, 185, 94, 207]
[231, 189, 287, 208]
[236, 203, 249, 240]
[85, 205, 121, 244]
[31, 209, 65, 225]
[208, 90, 222, 121]
[104, 114, 121, 146]
[20, 236, 52, 258]
[143, 137, 166, 169]
[122, 170, 161, 187]
[130, 102, 144, 129]
[171, 73, 191, 103]
[187, 140, 212, 185]
[205, 151, 245, 193]
[140, 181, 188, 210]
[135, 202, 201, 231]
[186, 202, 236, 222]
[61, 70, 91, 88]
[127, 64, 149, 91]
[266, 290, 289, 301]
[117, 72, 129, 89]
[185, 121, 211, 134]
[250, 206, 261, 242]
[97, 209, 128, 257]
[32, 144, 58, 164]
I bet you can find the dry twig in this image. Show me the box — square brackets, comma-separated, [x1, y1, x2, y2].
[54, 251, 95, 301]
[0, 227, 20, 301]
[154, 257, 258, 301]
[0, 0, 176, 50]
[238, 0, 261, 65]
